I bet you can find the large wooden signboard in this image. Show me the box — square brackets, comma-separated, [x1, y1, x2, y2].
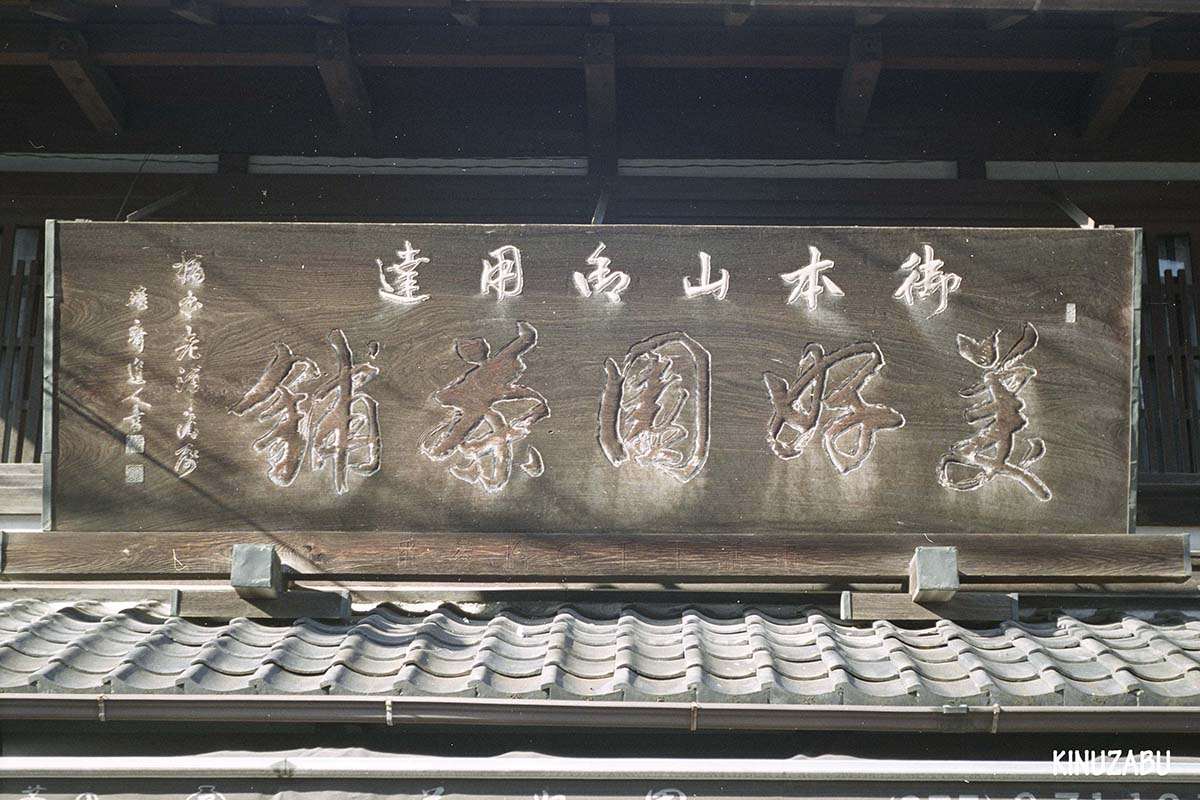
[48, 223, 1138, 535]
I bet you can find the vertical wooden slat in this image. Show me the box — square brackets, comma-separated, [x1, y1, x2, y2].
[17, 259, 44, 463]
[1144, 232, 1182, 473]
[24, 255, 45, 463]
[1168, 271, 1199, 471]
[0, 255, 27, 462]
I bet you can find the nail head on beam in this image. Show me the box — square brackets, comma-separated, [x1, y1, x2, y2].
[909, 546, 960, 603]
[231, 543, 284, 600]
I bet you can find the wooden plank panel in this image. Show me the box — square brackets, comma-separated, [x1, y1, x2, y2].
[17, 260, 43, 463]
[1144, 235, 1181, 472]
[0, 463, 42, 515]
[0, 532, 1189, 582]
[52, 223, 1136, 536]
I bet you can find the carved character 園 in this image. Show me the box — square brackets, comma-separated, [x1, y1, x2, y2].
[598, 332, 711, 483]
[421, 321, 549, 493]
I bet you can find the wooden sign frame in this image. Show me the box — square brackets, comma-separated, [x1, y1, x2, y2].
[27, 220, 1167, 585]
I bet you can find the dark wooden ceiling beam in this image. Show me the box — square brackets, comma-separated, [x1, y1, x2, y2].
[589, 4, 610, 26]
[314, 28, 372, 140]
[585, 31, 617, 176]
[835, 30, 882, 137]
[1083, 35, 1152, 141]
[2, 23, 1200, 74]
[169, 0, 220, 25]
[46, 30, 123, 134]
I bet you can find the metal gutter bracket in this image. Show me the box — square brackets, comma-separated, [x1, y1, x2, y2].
[909, 545, 959, 602]
[231, 543, 284, 600]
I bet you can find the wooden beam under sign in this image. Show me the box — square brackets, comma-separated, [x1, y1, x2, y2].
[315, 28, 372, 139]
[1083, 36, 1151, 142]
[1, 532, 1189, 582]
[835, 31, 882, 137]
[169, 0, 220, 26]
[585, 31, 617, 177]
[840, 591, 1017, 622]
[47, 30, 123, 134]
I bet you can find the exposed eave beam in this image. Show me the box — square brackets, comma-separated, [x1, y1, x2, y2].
[585, 31, 617, 176]
[1117, 13, 1167, 29]
[169, 0, 220, 25]
[314, 29, 372, 139]
[1083, 35, 1151, 141]
[835, 31, 882, 137]
[46, 30, 123, 134]
[589, 4, 610, 26]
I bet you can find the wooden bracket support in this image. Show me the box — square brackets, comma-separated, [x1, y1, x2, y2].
[169, 0, 219, 25]
[841, 591, 1017, 622]
[853, 8, 887, 27]
[30, 0, 87, 23]
[315, 29, 372, 140]
[589, 4, 611, 27]
[450, 1, 480, 27]
[909, 546, 959, 602]
[723, 5, 752, 27]
[230, 543, 284, 599]
[986, 12, 1029, 31]
[1040, 183, 1096, 229]
[585, 32, 617, 177]
[48, 30, 124, 134]
[1083, 36, 1151, 142]
[307, 0, 347, 25]
[835, 31, 882, 137]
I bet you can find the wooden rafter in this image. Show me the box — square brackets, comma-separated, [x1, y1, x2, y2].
[1083, 35, 1151, 141]
[835, 31, 882, 137]
[46, 30, 123, 134]
[315, 28, 372, 139]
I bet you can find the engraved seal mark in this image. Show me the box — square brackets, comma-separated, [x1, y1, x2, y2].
[598, 332, 711, 483]
[421, 320, 550, 493]
[762, 341, 904, 474]
[938, 322, 1051, 501]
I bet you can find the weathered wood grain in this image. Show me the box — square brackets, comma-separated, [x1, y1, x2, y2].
[2, 532, 1188, 581]
[0, 463, 41, 515]
[51, 223, 1136, 535]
